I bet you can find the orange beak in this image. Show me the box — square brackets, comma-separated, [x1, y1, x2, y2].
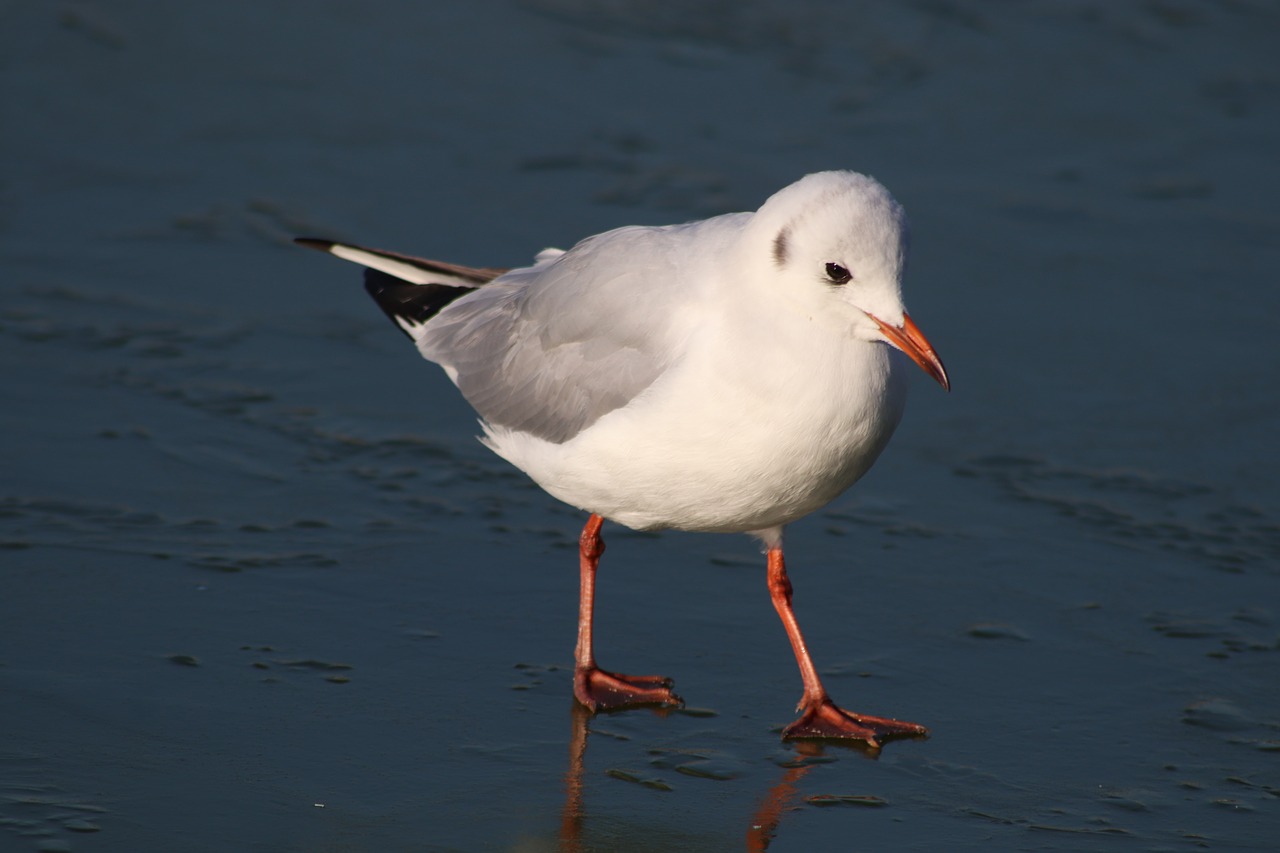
[870, 312, 950, 392]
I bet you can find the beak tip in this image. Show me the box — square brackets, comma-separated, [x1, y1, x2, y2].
[877, 312, 951, 394]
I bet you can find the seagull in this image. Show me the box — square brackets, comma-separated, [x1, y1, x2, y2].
[296, 170, 950, 747]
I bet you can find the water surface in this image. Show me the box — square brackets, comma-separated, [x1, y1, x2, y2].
[3, 2, 1278, 850]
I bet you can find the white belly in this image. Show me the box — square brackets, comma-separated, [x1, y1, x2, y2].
[483, 338, 909, 533]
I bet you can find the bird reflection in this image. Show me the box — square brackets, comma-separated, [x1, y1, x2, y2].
[744, 742, 824, 853]
[559, 703, 591, 853]
[558, 704, 886, 852]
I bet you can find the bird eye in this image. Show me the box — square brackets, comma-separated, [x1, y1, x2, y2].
[824, 263, 852, 284]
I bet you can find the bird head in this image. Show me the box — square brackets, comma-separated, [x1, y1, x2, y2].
[750, 171, 950, 391]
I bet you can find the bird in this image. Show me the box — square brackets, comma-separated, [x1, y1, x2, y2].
[296, 170, 949, 747]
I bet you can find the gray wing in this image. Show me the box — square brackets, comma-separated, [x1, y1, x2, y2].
[418, 224, 708, 444]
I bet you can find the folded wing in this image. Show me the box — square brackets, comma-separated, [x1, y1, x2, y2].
[299, 226, 704, 445]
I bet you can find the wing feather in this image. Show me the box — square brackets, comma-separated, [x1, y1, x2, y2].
[299, 216, 741, 445]
[419, 225, 706, 444]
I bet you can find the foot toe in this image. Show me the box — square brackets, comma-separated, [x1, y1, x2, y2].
[781, 699, 927, 746]
[575, 667, 683, 711]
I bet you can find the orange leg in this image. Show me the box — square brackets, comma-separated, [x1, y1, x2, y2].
[573, 514, 683, 711]
[767, 546, 927, 747]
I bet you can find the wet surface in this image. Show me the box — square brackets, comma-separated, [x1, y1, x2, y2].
[3, 2, 1278, 850]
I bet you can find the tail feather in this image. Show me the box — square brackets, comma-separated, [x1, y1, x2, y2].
[295, 237, 504, 341]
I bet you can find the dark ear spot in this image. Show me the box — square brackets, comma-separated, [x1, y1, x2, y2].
[772, 227, 789, 268]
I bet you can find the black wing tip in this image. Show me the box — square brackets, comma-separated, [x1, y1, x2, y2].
[363, 268, 474, 339]
[295, 238, 478, 339]
[294, 236, 337, 252]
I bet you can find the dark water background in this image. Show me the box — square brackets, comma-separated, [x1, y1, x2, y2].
[3, 2, 1279, 850]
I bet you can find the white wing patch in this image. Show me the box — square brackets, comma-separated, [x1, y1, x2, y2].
[394, 315, 428, 341]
